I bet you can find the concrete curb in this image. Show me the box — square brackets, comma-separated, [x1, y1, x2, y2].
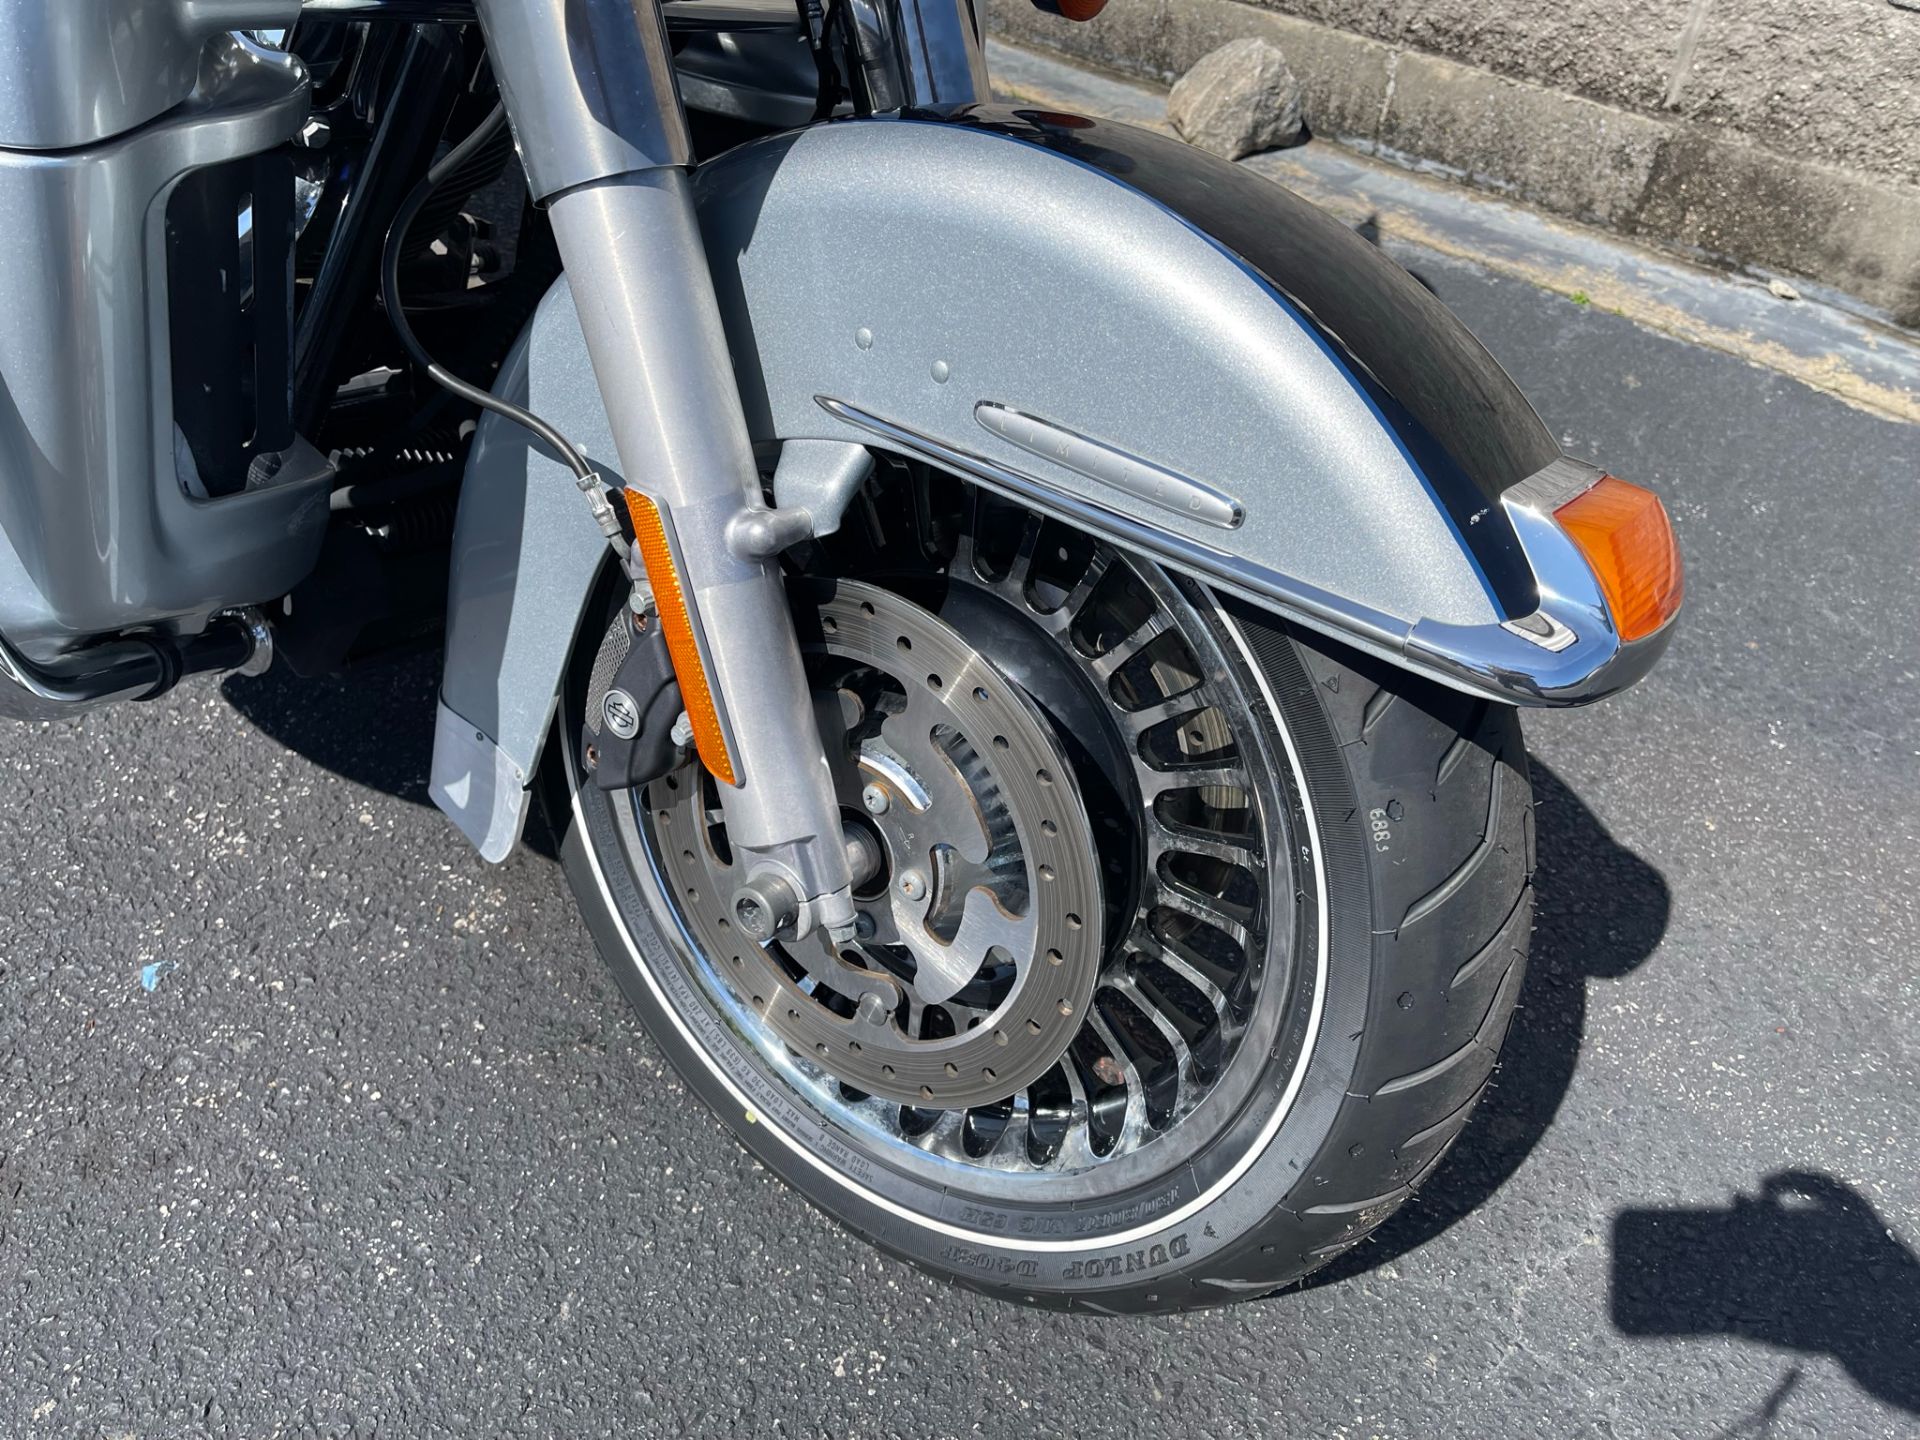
[986, 0, 1920, 328]
[987, 39, 1920, 425]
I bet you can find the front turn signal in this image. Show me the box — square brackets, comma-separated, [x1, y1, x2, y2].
[1029, 0, 1110, 18]
[622, 489, 739, 787]
[1554, 474, 1684, 643]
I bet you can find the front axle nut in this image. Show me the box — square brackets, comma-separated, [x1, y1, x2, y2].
[732, 872, 800, 940]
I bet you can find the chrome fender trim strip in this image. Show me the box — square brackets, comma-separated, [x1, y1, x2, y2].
[972, 403, 1246, 531]
[818, 398, 1677, 707]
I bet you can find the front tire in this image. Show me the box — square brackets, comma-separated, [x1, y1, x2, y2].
[545, 475, 1533, 1312]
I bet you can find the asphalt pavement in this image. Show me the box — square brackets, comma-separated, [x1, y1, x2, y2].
[3, 101, 1918, 1440]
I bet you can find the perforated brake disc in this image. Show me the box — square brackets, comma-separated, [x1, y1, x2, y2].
[651, 581, 1103, 1110]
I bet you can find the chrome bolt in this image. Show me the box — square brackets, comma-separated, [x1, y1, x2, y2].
[861, 783, 890, 816]
[897, 869, 927, 903]
[732, 872, 799, 940]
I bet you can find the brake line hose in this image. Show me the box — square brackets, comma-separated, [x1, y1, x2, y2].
[380, 104, 628, 555]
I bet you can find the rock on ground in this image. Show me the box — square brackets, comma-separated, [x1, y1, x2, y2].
[1167, 37, 1306, 160]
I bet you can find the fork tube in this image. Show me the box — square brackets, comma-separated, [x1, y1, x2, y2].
[473, 0, 855, 937]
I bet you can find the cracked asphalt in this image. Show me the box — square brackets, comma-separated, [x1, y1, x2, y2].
[3, 172, 1918, 1437]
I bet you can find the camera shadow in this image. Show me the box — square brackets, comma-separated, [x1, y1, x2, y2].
[1310, 759, 1672, 1285]
[1613, 1171, 1919, 1416]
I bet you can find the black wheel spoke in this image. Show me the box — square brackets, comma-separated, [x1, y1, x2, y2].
[1091, 615, 1166, 678]
[1007, 509, 1046, 593]
[1096, 984, 1182, 1130]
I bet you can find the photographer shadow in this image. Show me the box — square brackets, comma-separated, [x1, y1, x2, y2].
[1311, 759, 1671, 1285]
[1612, 1171, 1919, 1416]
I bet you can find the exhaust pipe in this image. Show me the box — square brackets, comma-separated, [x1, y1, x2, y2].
[0, 608, 272, 723]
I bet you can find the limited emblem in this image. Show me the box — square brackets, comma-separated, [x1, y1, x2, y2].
[973, 403, 1244, 530]
[602, 688, 640, 739]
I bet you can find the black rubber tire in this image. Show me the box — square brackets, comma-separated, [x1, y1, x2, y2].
[543, 595, 1533, 1313]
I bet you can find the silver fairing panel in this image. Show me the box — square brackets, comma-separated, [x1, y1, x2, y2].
[0, 0, 301, 149]
[0, 36, 332, 662]
[434, 111, 1659, 859]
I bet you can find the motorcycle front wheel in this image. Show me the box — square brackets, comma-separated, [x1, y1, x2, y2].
[544, 465, 1534, 1312]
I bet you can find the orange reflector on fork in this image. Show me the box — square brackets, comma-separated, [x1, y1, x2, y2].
[622, 489, 739, 787]
[1554, 475, 1684, 644]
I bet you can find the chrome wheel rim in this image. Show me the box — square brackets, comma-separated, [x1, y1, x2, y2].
[619, 480, 1295, 1195]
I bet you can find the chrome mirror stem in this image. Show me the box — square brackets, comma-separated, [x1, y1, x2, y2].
[852, 0, 989, 110]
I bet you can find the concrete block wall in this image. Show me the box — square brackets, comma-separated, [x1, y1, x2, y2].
[987, 0, 1920, 325]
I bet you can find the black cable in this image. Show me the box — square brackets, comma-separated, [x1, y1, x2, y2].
[380, 104, 596, 482]
[796, 0, 847, 120]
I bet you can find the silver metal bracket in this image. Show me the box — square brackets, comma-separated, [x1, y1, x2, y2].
[725, 505, 815, 558]
[770, 439, 875, 541]
[727, 439, 876, 558]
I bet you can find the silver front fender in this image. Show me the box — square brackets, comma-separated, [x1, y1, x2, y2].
[431, 110, 1674, 859]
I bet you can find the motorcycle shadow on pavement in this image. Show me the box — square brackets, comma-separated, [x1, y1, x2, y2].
[219, 645, 561, 862]
[1309, 760, 1671, 1287]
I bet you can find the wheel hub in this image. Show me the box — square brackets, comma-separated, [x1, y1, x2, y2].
[654, 581, 1103, 1110]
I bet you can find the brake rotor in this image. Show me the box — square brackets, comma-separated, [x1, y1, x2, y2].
[651, 581, 1103, 1109]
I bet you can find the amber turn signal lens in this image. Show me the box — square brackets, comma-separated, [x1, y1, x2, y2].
[622, 489, 739, 787]
[1554, 475, 1684, 643]
[1031, 0, 1109, 19]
